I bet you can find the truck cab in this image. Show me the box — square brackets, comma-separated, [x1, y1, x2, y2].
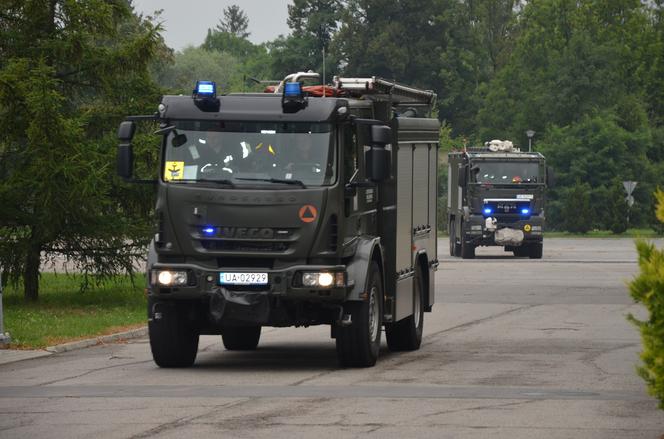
[117, 73, 440, 368]
[448, 140, 551, 259]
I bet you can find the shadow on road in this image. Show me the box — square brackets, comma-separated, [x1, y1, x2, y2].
[191, 341, 399, 371]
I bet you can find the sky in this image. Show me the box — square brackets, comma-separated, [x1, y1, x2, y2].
[131, 0, 293, 51]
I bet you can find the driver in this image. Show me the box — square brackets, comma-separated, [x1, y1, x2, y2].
[284, 136, 321, 177]
[196, 130, 236, 176]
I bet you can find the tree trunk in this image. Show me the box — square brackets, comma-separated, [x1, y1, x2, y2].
[23, 243, 41, 302]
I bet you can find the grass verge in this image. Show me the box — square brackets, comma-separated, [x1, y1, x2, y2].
[2, 273, 146, 349]
[544, 228, 663, 238]
[437, 228, 663, 238]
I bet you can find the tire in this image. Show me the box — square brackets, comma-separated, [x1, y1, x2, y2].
[148, 299, 199, 368]
[449, 220, 461, 257]
[222, 326, 261, 350]
[512, 246, 528, 257]
[336, 262, 383, 367]
[529, 242, 543, 259]
[386, 267, 424, 351]
[460, 226, 475, 259]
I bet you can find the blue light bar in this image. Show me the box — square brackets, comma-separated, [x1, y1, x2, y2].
[483, 207, 493, 215]
[195, 81, 216, 97]
[284, 82, 302, 97]
[521, 208, 530, 215]
[201, 226, 216, 236]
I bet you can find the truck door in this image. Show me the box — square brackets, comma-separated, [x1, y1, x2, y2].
[342, 123, 377, 243]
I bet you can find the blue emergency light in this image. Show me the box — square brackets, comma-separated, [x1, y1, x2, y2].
[201, 226, 216, 236]
[195, 81, 216, 98]
[282, 81, 307, 113]
[521, 208, 530, 215]
[284, 82, 302, 97]
[483, 207, 493, 215]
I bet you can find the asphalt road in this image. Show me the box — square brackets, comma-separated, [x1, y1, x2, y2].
[1, 237, 663, 438]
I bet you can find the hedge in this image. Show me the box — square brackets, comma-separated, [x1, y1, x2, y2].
[629, 189, 664, 409]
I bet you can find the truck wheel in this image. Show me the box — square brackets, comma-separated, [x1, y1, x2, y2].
[529, 243, 543, 259]
[513, 246, 528, 257]
[449, 221, 455, 256]
[148, 299, 199, 368]
[336, 262, 382, 367]
[449, 221, 461, 257]
[461, 234, 475, 259]
[222, 326, 261, 350]
[385, 267, 424, 351]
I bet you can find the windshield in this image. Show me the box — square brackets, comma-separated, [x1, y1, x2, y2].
[473, 161, 540, 184]
[163, 121, 336, 187]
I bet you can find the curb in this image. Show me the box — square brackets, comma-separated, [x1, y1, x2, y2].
[45, 326, 148, 353]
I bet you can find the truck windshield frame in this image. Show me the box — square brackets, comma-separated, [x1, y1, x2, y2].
[472, 160, 542, 184]
[161, 120, 337, 187]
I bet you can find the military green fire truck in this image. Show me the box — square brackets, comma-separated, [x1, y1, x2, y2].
[117, 72, 440, 368]
[448, 140, 552, 259]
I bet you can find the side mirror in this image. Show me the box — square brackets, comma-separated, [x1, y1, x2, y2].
[171, 133, 187, 147]
[117, 144, 133, 179]
[118, 121, 136, 142]
[366, 125, 392, 182]
[546, 166, 555, 187]
[117, 121, 135, 179]
[370, 125, 391, 145]
[458, 165, 467, 186]
[366, 146, 391, 182]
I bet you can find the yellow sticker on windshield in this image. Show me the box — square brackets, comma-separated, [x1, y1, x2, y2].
[164, 161, 184, 181]
[524, 224, 532, 232]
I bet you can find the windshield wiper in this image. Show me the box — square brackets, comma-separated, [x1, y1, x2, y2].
[235, 177, 306, 188]
[170, 178, 235, 187]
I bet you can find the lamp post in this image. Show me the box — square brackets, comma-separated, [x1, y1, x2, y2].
[526, 130, 535, 152]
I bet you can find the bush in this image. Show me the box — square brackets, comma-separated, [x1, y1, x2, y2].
[629, 189, 664, 409]
[561, 180, 593, 233]
[606, 181, 629, 234]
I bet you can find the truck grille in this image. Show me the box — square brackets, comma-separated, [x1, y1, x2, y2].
[200, 240, 290, 253]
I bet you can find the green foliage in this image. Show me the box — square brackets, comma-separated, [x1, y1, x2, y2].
[215, 4, 250, 38]
[154, 46, 242, 94]
[559, 180, 593, 233]
[630, 190, 664, 409]
[202, 30, 261, 59]
[336, 0, 444, 88]
[198, 30, 272, 91]
[0, 0, 163, 300]
[537, 112, 655, 230]
[606, 181, 630, 234]
[3, 273, 146, 348]
[283, 0, 341, 77]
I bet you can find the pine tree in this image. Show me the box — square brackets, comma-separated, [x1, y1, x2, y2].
[216, 5, 250, 39]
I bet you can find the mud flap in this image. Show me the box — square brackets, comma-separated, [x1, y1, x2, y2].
[209, 287, 270, 324]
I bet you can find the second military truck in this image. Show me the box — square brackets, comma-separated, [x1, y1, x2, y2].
[117, 73, 439, 368]
[448, 140, 552, 259]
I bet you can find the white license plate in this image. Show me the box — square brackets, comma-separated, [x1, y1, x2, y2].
[219, 272, 268, 285]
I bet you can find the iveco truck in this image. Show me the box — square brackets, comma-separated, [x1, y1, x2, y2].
[448, 140, 552, 259]
[117, 73, 439, 368]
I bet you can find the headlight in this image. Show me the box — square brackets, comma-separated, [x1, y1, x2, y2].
[152, 270, 188, 286]
[300, 271, 345, 288]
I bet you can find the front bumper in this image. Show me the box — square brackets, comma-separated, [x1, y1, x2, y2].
[464, 214, 544, 246]
[147, 262, 349, 302]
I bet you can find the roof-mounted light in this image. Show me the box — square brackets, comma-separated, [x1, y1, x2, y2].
[195, 80, 216, 98]
[282, 81, 307, 113]
[192, 80, 220, 112]
[284, 81, 302, 97]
